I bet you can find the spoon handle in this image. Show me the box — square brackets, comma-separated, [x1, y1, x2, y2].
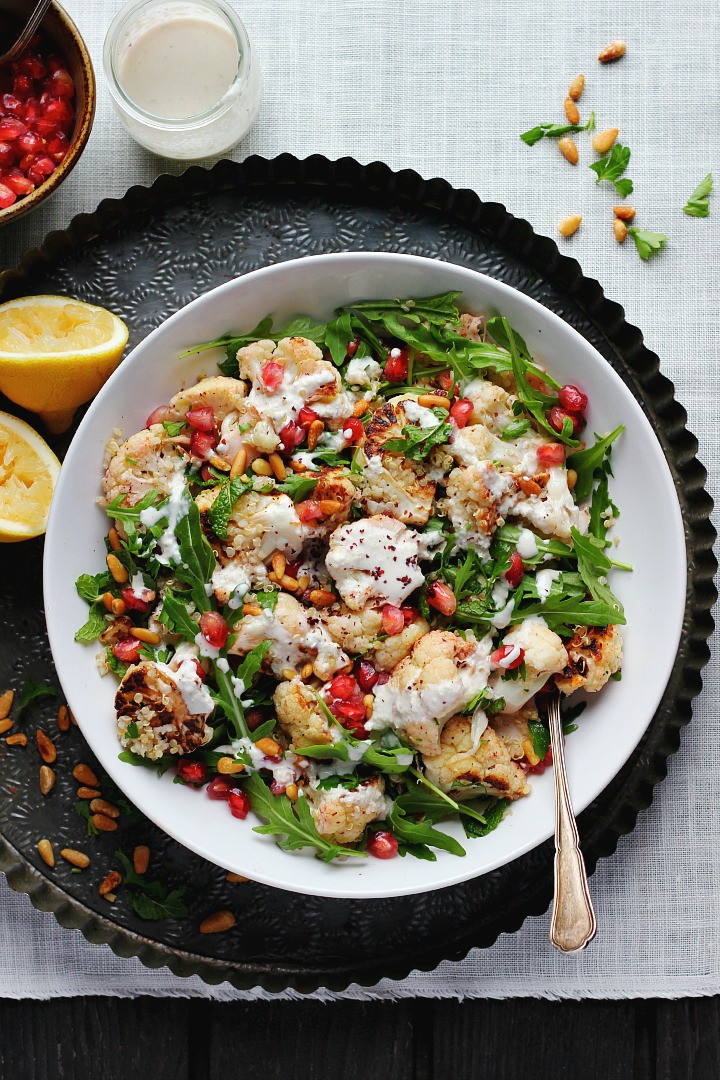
[0, 0, 54, 66]
[547, 693, 597, 953]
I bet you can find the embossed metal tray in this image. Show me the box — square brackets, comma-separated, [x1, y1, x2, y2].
[0, 155, 714, 993]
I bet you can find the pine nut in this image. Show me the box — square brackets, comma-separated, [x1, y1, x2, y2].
[316, 499, 344, 516]
[558, 215, 582, 237]
[563, 98, 580, 125]
[0, 689, 13, 719]
[99, 870, 122, 896]
[255, 737, 282, 757]
[106, 553, 128, 583]
[363, 694, 375, 708]
[281, 668, 296, 681]
[271, 552, 286, 579]
[111, 598, 126, 616]
[102, 892, 117, 902]
[297, 575, 310, 591]
[108, 527, 122, 551]
[6, 733, 27, 747]
[613, 219, 628, 244]
[353, 400, 369, 417]
[613, 205, 636, 220]
[37, 839, 54, 867]
[90, 798, 120, 819]
[200, 910, 236, 934]
[208, 454, 231, 472]
[217, 756, 245, 775]
[133, 845, 150, 875]
[568, 74, 585, 100]
[268, 452, 287, 481]
[308, 589, 336, 608]
[102, 591, 115, 611]
[130, 627, 161, 645]
[68, 708, 77, 727]
[36, 730, 56, 764]
[92, 813, 118, 832]
[567, 469, 578, 490]
[242, 602, 262, 616]
[285, 783, 299, 801]
[518, 477, 542, 497]
[558, 137, 578, 164]
[592, 127, 619, 154]
[0, 718, 12, 736]
[598, 40, 626, 63]
[300, 662, 313, 680]
[280, 574, 300, 592]
[226, 872, 249, 883]
[365, 701, 374, 719]
[77, 786, 101, 800]
[307, 419, 324, 451]
[288, 459, 307, 472]
[251, 457, 273, 476]
[417, 394, 451, 410]
[229, 446, 248, 479]
[39, 765, 55, 795]
[57, 705, 70, 733]
[61, 849, 90, 869]
[73, 763, 99, 787]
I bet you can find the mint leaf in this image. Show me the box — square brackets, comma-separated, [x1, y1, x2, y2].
[75, 571, 113, 604]
[254, 590, 279, 611]
[207, 475, 253, 541]
[627, 228, 668, 261]
[75, 800, 100, 836]
[528, 719, 550, 762]
[74, 604, 107, 643]
[19, 679, 57, 712]
[683, 172, 713, 217]
[115, 849, 189, 920]
[462, 798, 508, 838]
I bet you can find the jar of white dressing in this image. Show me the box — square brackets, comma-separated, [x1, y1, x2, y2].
[103, 0, 261, 160]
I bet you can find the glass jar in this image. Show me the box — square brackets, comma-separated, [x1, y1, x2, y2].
[103, 0, 261, 160]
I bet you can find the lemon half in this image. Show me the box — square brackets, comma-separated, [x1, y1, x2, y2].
[0, 295, 128, 433]
[0, 410, 60, 541]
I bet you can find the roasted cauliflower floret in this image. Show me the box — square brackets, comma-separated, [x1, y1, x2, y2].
[305, 777, 388, 845]
[308, 468, 356, 533]
[422, 716, 530, 801]
[368, 630, 492, 756]
[458, 312, 485, 341]
[372, 618, 430, 672]
[238, 336, 351, 431]
[325, 514, 427, 611]
[319, 603, 384, 654]
[511, 465, 587, 543]
[555, 624, 623, 695]
[102, 425, 186, 507]
[491, 701, 542, 764]
[462, 378, 519, 435]
[197, 487, 305, 566]
[358, 451, 436, 525]
[490, 616, 568, 713]
[229, 592, 349, 680]
[168, 375, 248, 423]
[439, 462, 515, 556]
[115, 660, 213, 760]
[273, 678, 333, 749]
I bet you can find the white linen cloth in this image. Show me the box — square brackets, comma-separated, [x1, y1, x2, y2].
[0, 0, 718, 1000]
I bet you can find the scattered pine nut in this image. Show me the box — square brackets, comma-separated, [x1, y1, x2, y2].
[563, 98, 580, 125]
[225, 872, 249, 882]
[107, 527, 122, 551]
[242, 602, 262, 616]
[199, 910, 236, 934]
[280, 574, 300, 592]
[614, 205, 636, 220]
[558, 215, 583, 237]
[0, 718, 13, 736]
[77, 786, 101, 800]
[6, 733, 27, 747]
[613, 219, 628, 243]
[229, 446, 248, 479]
[133, 845, 150, 875]
[102, 892, 117, 903]
[307, 419, 324, 451]
[57, 705, 70, 733]
[37, 839, 54, 867]
[217, 756, 245, 775]
[271, 552, 286, 579]
[300, 662, 313, 680]
[111, 598, 126, 616]
[130, 627, 161, 645]
[308, 588, 336, 608]
[73, 763, 99, 787]
[417, 394, 451, 410]
[99, 870, 122, 897]
[256, 736, 282, 757]
[316, 499, 344, 516]
[567, 468, 578, 491]
[297, 575, 310, 592]
[90, 798, 120, 819]
[592, 127, 619, 154]
[251, 457, 273, 476]
[68, 707, 77, 727]
[92, 813, 118, 832]
[39, 765, 55, 795]
[281, 668, 296, 681]
[598, 40, 626, 63]
[61, 848, 90, 869]
[0, 690, 14, 720]
[106, 553, 128, 583]
[208, 454, 230, 472]
[36, 730, 56, 764]
[268, 452, 287, 481]
[285, 784, 299, 802]
[352, 400, 369, 418]
[568, 74, 585, 100]
[558, 137, 579, 164]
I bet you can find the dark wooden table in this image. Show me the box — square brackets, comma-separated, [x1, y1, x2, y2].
[0, 996, 717, 1077]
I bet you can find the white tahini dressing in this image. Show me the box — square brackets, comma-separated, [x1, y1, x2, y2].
[157, 659, 213, 716]
[516, 528, 539, 559]
[535, 568, 561, 603]
[139, 470, 190, 565]
[402, 399, 440, 428]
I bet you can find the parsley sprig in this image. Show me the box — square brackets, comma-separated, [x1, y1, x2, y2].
[627, 228, 668, 261]
[520, 112, 595, 146]
[589, 143, 634, 197]
[683, 173, 713, 218]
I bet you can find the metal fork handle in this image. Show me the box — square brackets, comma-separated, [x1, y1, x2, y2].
[548, 694, 597, 953]
[0, 0, 54, 65]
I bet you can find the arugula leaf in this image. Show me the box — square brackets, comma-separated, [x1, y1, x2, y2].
[500, 418, 531, 441]
[180, 317, 274, 360]
[115, 849, 189, 920]
[520, 112, 595, 146]
[345, 291, 462, 327]
[562, 699, 586, 734]
[485, 318, 560, 391]
[211, 641, 271, 740]
[589, 472, 619, 543]
[387, 804, 466, 858]
[207, 475, 253, 541]
[589, 143, 633, 196]
[273, 315, 327, 345]
[18, 679, 57, 712]
[500, 317, 578, 447]
[492, 525, 574, 565]
[325, 312, 354, 366]
[528, 719, 550, 762]
[316, 775, 362, 791]
[462, 798, 508, 838]
[627, 228, 668, 261]
[75, 604, 107, 643]
[570, 528, 625, 620]
[162, 420, 186, 437]
[234, 640, 271, 690]
[383, 407, 453, 460]
[75, 800, 100, 836]
[566, 426, 624, 501]
[244, 772, 364, 861]
[158, 591, 198, 642]
[463, 687, 506, 716]
[173, 501, 215, 610]
[683, 172, 713, 217]
[397, 780, 489, 827]
[511, 596, 625, 635]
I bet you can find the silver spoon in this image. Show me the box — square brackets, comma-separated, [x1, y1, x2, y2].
[0, 0, 53, 66]
[546, 690, 597, 952]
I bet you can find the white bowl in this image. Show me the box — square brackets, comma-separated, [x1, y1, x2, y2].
[43, 253, 686, 899]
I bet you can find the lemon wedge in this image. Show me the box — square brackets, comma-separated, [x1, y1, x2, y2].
[0, 410, 61, 541]
[0, 295, 129, 433]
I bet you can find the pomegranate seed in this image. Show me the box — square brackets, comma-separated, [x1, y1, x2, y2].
[261, 360, 285, 391]
[0, 117, 26, 139]
[504, 552, 525, 588]
[346, 337, 359, 358]
[45, 131, 69, 162]
[426, 581, 457, 616]
[22, 100, 39, 125]
[270, 779, 287, 795]
[547, 406, 583, 437]
[42, 96, 73, 130]
[332, 699, 367, 724]
[296, 498, 325, 523]
[199, 611, 228, 649]
[437, 370, 454, 393]
[33, 116, 59, 137]
[177, 759, 207, 785]
[0, 182, 17, 209]
[449, 399, 473, 428]
[207, 776, 233, 800]
[245, 707, 266, 732]
[146, 404, 174, 427]
[17, 130, 43, 155]
[121, 586, 156, 612]
[12, 76, 33, 100]
[228, 788, 251, 819]
[400, 604, 419, 625]
[558, 384, 588, 413]
[3, 171, 33, 195]
[193, 660, 206, 681]
[48, 67, 74, 98]
[112, 639, 143, 663]
[490, 644, 525, 670]
[527, 759, 546, 775]
[190, 429, 216, 458]
[19, 55, 46, 81]
[278, 420, 304, 453]
[284, 560, 300, 578]
[536, 442, 566, 467]
[298, 405, 319, 428]
[376, 672, 390, 686]
[1, 94, 22, 114]
[381, 604, 405, 635]
[185, 406, 215, 431]
[0, 142, 15, 168]
[342, 417, 364, 444]
[27, 155, 55, 188]
[18, 152, 37, 173]
[384, 346, 409, 383]
[367, 830, 399, 859]
[200, 465, 212, 481]
[355, 659, 379, 693]
[328, 674, 359, 701]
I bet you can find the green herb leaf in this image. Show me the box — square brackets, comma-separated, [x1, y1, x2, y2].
[627, 228, 668, 261]
[276, 471, 322, 502]
[174, 500, 215, 607]
[75, 800, 100, 836]
[158, 591, 198, 643]
[383, 407, 453, 460]
[462, 798, 508, 838]
[207, 475, 253, 541]
[346, 291, 462, 327]
[325, 312, 354, 366]
[520, 112, 595, 146]
[500, 418, 531, 441]
[180, 317, 274, 361]
[74, 604, 107, 643]
[528, 719, 550, 762]
[387, 804, 466, 857]
[115, 849, 189, 920]
[511, 596, 625, 635]
[244, 772, 364, 861]
[254, 590, 279, 611]
[589, 143, 634, 196]
[566, 426, 624, 501]
[683, 172, 713, 217]
[18, 679, 57, 712]
[500, 317, 578, 447]
[162, 420, 186, 437]
[75, 571, 114, 604]
[570, 527, 625, 620]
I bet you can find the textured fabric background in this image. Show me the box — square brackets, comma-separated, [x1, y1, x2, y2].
[0, 0, 718, 1000]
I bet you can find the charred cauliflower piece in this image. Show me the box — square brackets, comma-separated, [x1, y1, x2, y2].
[358, 399, 436, 525]
[103, 425, 186, 507]
[309, 467, 356, 532]
[422, 716, 530, 801]
[440, 462, 515, 556]
[490, 616, 568, 713]
[555, 624, 623, 694]
[229, 592, 349, 680]
[169, 375, 249, 422]
[273, 678, 333, 749]
[305, 777, 388, 845]
[115, 660, 213, 760]
[372, 618, 430, 672]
